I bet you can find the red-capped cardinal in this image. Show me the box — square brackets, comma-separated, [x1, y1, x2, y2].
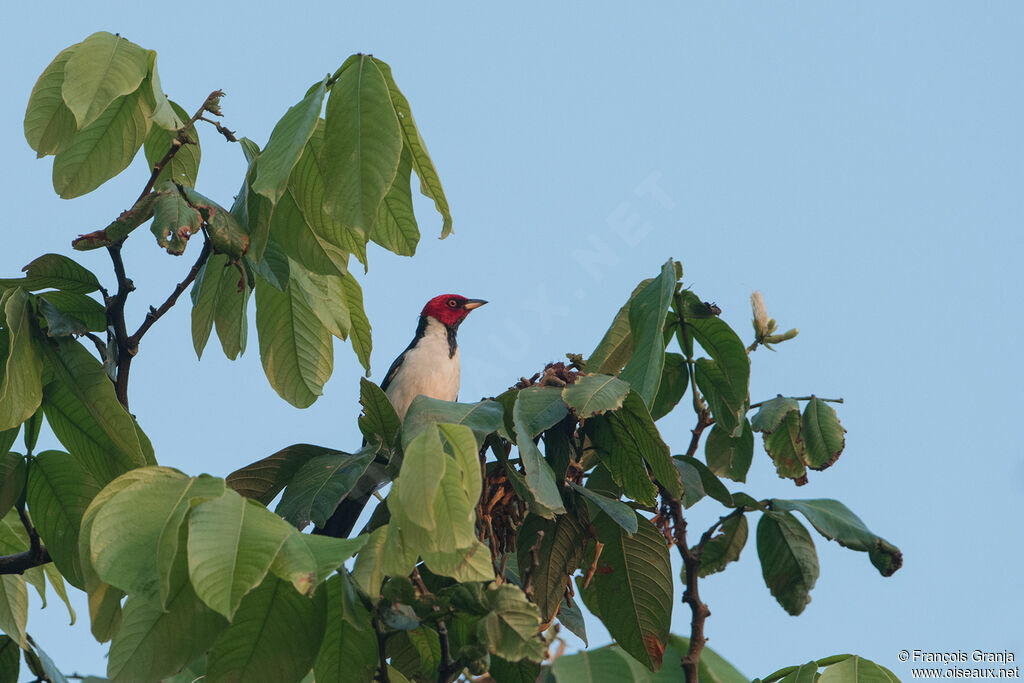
[314, 294, 487, 538]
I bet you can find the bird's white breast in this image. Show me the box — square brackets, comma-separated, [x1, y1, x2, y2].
[386, 317, 460, 421]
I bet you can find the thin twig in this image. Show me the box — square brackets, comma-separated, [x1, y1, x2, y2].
[0, 493, 52, 574]
[106, 243, 134, 410]
[127, 239, 212, 352]
[664, 494, 708, 683]
[748, 395, 844, 410]
[82, 331, 107, 359]
[372, 617, 391, 683]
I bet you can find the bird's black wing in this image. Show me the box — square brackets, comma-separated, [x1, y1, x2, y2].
[379, 348, 407, 393]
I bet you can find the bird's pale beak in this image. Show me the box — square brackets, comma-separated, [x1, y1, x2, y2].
[463, 299, 487, 310]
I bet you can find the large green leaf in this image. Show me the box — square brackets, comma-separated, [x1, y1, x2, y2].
[187, 490, 295, 619]
[620, 260, 676, 408]
[24, 44, 79, 158]
[144, 100, 200, 188]
[150, 182, 202, 255]
[673, 455, 733, 508]
[42, 563, 76, 625]
[0, 635, 17, 683]
[0, 454, 25, 521]
[252, 78, 327, 206]
[763, 411, 808, 485]
[514, 386, 569, 439]
[568, 482, 637, 535]
[323, 55, 403, 234]
[291, 268, 350, 341]
[756, 511, 819, 616]
[561, 374, 630, 419]
[314, 573, 378, 683]
[590, 513, 672, 672]
[213, 269, 250, 361]
[512, 395, 565, 517]
[254, 274, 334, 409]
[26, 450, 101, 588]
[371, 146, 420, 255]
[373, 57, 452, 238]
[401, 396, 503, 449]
[691, 317, 749, 435]
[0, 290, 43, 431]
[770, 499, 902, 577]
[650, 352, 688, 421]
[391, 427, 445, 533]
[61, 31, 148, 129]
[668, 637, 750, 683]
[41, 338, 147, 484]
[358, 378, 401, 455]
[587, 279, 651, 376]
[90, 473, 224, 603]
[477, 583, 545, 662]
[106, 549, 227, 682]
[141, 50, 183, 131]
[225, 443, 326, 505]
[750, 396, 800, 433]
[206, 575, 327, 683]
[38, 291, 106, 333]
[515, 512, 585, 621]
[696, 514, 748, 578]
[550, 648, 637, 682]
[191, 253, 227, 359]
[704, 419, 754, 483]
[340, 273, 372, 372]
[817, 655, 900, 682]
[800, 398, 845, 470]
[275, 445, 376, 529]
[0, 253, 101, 293]
[0, 575, 27, 648]
[52, 87, 151, 199]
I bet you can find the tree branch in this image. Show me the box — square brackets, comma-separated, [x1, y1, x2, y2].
[127, 239, 212, 352]
[664, 494, 708, 683]
[748, 395, 843, 411]
[0, 497, 52, 574]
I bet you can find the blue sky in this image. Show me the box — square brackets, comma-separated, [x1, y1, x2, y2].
[2, 2, 1022, 679]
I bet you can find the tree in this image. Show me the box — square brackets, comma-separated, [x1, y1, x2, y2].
[0, 32, 902, 682]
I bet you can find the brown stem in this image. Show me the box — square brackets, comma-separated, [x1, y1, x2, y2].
[748, 395, 844, 410]
[664, 495, 708, 683]
[0, 496, 52, 574]
[373, 618, 391, 683]
[106, 243, 134, 410]
[127, 239, 212, 352]
[685, 410, 714, 458]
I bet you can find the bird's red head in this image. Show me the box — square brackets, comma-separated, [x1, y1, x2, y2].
[421, 294, 487, 327]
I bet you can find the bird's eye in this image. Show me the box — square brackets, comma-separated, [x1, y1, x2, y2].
[447, 298, 458, 308]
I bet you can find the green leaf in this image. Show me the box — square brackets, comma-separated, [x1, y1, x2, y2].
[650, 352, 688, 421]
[691, 317, 750, 435]
[401, 396, 503, 450]
[704, 419, 754, 483]
[477, 583, 545, 662]
[750, 396, 800, 433]
[187, 490, 295, 619]
[373, 57, 453, 238]
[143, 100, 200, 187]
[770, 499, 902, 577]
[358, 378, 401, 455]
[669, 636, 750, 683]
[620, 260, 676, 408]
[24, 44, 79, 158]
[254, 274, 334, 409]
[24, 639, 68, 683]
[515, 386, 569, 439]
[272, 120, 363, 274]
[550, 648, 636, 682]
[323, 55, 403, 237]
[151, 183, 202, 255]
[0, 290, 44, 431]
[371, 145, 420, 255]
[0, 253, 101, 293]
[392, 427, 445, 533]
[314, 573, 378, 683]
[512, 396, 565, 517]
[591, 513, 672, 672]
[225, 443, 325, 505]
[696, 514, 748, 577]
[0, 635, 17, 683]
[568, 482, 637, 535]
[40, 337, 146, 485]
[141, 50, 183, 131]
[52, 86, 151, 199]
[253, 78, 327, 205]
[26, 450, 101, 588]
[42, 563, 77, 624]
[673, 455, 732, 508]
[0, 575, 27, 648]
[183, 186, 251, 261]
[213, 268, 250, 361]
[276, 445, 376, 530]
[0, 454, 25, 521]
[23, 410, 43, 454]
[800, 398, 845, 471]
[291, 268, 350, 341]
[190, 253, 226, 359]
[61, 31, 148, 129]
[587, 391, 681, 505]
[587, 279, 652, 376]
[756, 510, 819, 616]
[389, 627, 442, 681]
[38, 291, 106, 333]
[106, 548, 227, 682]
[763, 411, 808, 485]
[207, 575, 327, 683]
[561, 374, 630, 419]
[516, 512, 585, 621]
[819, 655, 900, 682]
[0, 427, 18, 459]
[340, 273, 372, 372]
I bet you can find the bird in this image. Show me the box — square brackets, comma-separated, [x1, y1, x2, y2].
[314, 294, 487, 538]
